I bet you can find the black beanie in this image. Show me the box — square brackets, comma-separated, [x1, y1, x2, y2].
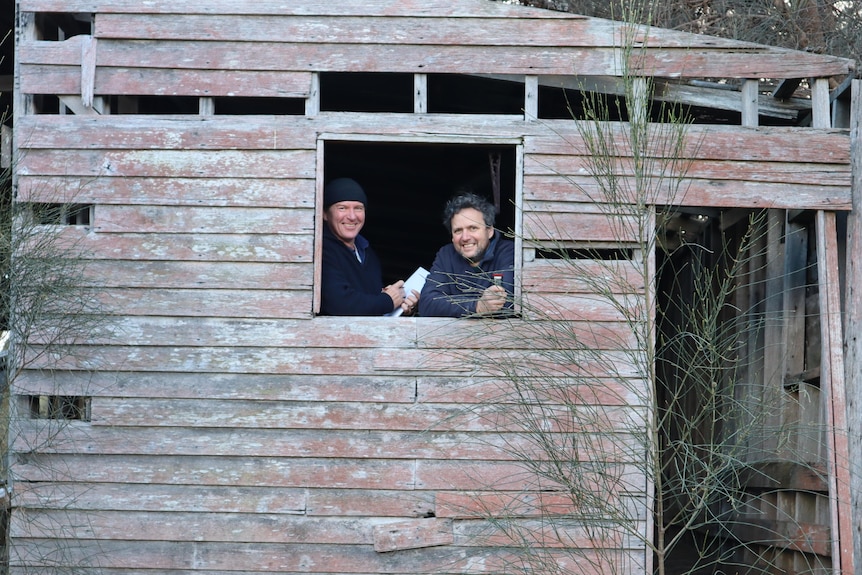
[324, 178, 368, 209]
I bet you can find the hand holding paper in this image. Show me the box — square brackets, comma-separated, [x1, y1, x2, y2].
[386, 267, 429, 317]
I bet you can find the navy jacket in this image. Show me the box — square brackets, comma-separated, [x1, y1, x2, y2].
[320, 226, 394, 316]
[419, 234, 515, 317]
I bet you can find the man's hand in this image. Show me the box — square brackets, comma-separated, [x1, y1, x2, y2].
[401, 290, 420, 315]
[383, 280, 405, 310]
[476, 285, 506, 314]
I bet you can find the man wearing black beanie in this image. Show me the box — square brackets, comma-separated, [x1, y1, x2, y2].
[320, 178, 419, 316]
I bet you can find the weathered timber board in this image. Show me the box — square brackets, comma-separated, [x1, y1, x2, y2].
[15, 425, 637, 461]
[17, 149, 316, 179]
[81, 260, 312, 289]
[19, 37, 851, 78]
[19, 115, 850, 165]
[13, 371, 420, 402]
[10, 539, 629, 574]
[76, 232, 312, 263]
[22, 399, 639, 434]
[92, 205, 312, 234]
[17, 175, 313, 207]
[14, 453, 419, 488]
[414, 376, 648, 406]
[16, 115, 319, 150]
[20, 64, 314, 97]
[13, 509, 382, 544]
[93, 287, 313, 318]
[13, 483, 435, 517]
[12, 481, 310, 513]
[90, 316, 416, 347]
[21, 0, 585, 19]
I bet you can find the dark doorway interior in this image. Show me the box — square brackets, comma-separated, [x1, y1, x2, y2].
[324, 141, 517, 285]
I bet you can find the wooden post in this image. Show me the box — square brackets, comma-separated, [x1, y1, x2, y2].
[741, 79, 759, 127]
[524, 75, 538, 120]
[816, 211, 853, 575]
[414, 73, 427, 114]
[845, 78, 862, 575]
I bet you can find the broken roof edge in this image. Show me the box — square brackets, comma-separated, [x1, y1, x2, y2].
[21, 0, 857, 80]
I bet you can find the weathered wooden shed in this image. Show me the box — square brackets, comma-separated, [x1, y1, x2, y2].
[7, 1, 859, 574]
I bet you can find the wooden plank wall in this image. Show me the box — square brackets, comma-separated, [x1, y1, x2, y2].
[9, 1, 854, 574]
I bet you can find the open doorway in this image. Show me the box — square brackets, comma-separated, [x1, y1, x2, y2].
[323, 141, 518, 286]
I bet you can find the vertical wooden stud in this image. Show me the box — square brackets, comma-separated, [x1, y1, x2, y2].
[524, 75, 538, 120]
[305, 72, 320, 116]
[844, 78, 862, 575]
[741, 79, 759, 127]
[811, 78, 831, 129]
[414, 73, 427, 114]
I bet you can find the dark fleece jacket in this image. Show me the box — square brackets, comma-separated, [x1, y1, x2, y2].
[320, 226, 394, 316]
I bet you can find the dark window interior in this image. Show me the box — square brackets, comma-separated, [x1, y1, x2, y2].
[34, 12, 91, 39]
[28, 395, 91, 421]
[321, 73, 414, 113]
[28, 203, 91, 226]
[214, 97, 305, 115]
[428, 74, 524, 115]
[324, 141, 517, 285]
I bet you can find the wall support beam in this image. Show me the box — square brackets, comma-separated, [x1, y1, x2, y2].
[844, 78, 862, 575]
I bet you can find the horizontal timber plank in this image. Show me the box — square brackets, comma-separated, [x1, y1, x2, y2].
[415, 376, 648, 407]
[14, 481, 308, 513]
[88, 315, 634, 349]
[436, 490, 646, 520]
[23, 345, 426, 374]
[527, 154, 851, 187]
[92, 316, 415, 347]
[526, 124, 851, 165]
[76, 232, 312, 263]
[19, 36, 850, 78]
[8, 538, 561, 574]
[14, 426, 635, 460]
[16, 115, 319, 150]
[524, 175, 851, 210]
[453, 518, 640, 549]
[93, 14, 622, 46]
[524, 212, 641, 242]
[38, 399, 640, 434]
[520, 293, 641, 322]
[522, 259, 646, 294]
[22, 0, 583, 18]
[372, 348, 643, 378]
[416, 318, 640, 351]
[17, 148, 316, 179]
[14, 371, 418, 402]
[93, 205, 311, 234]
[17, 175, 313, 207]
[18, 114, 851, 167]
[14, 454, 417, 489]
[20, 64, 313, 98]
[13, 509, 382, 544]
[415, 460, 647, 493]
[14, 483, 434, 517]
[94, 287, 313, 318]
[82, 260, 312, 289]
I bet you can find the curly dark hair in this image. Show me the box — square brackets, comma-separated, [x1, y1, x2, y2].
[442, 191, 496, 234]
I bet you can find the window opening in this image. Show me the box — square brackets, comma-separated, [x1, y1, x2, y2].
[427, 74, 524, 115]
[28, 395, 91, 421]
[213, 97, 305, 115]
[320, 73, 414, 113]
[34, 13, 92, 40]
[323, 141, 517, 289]
[27, 203, 92, 226]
